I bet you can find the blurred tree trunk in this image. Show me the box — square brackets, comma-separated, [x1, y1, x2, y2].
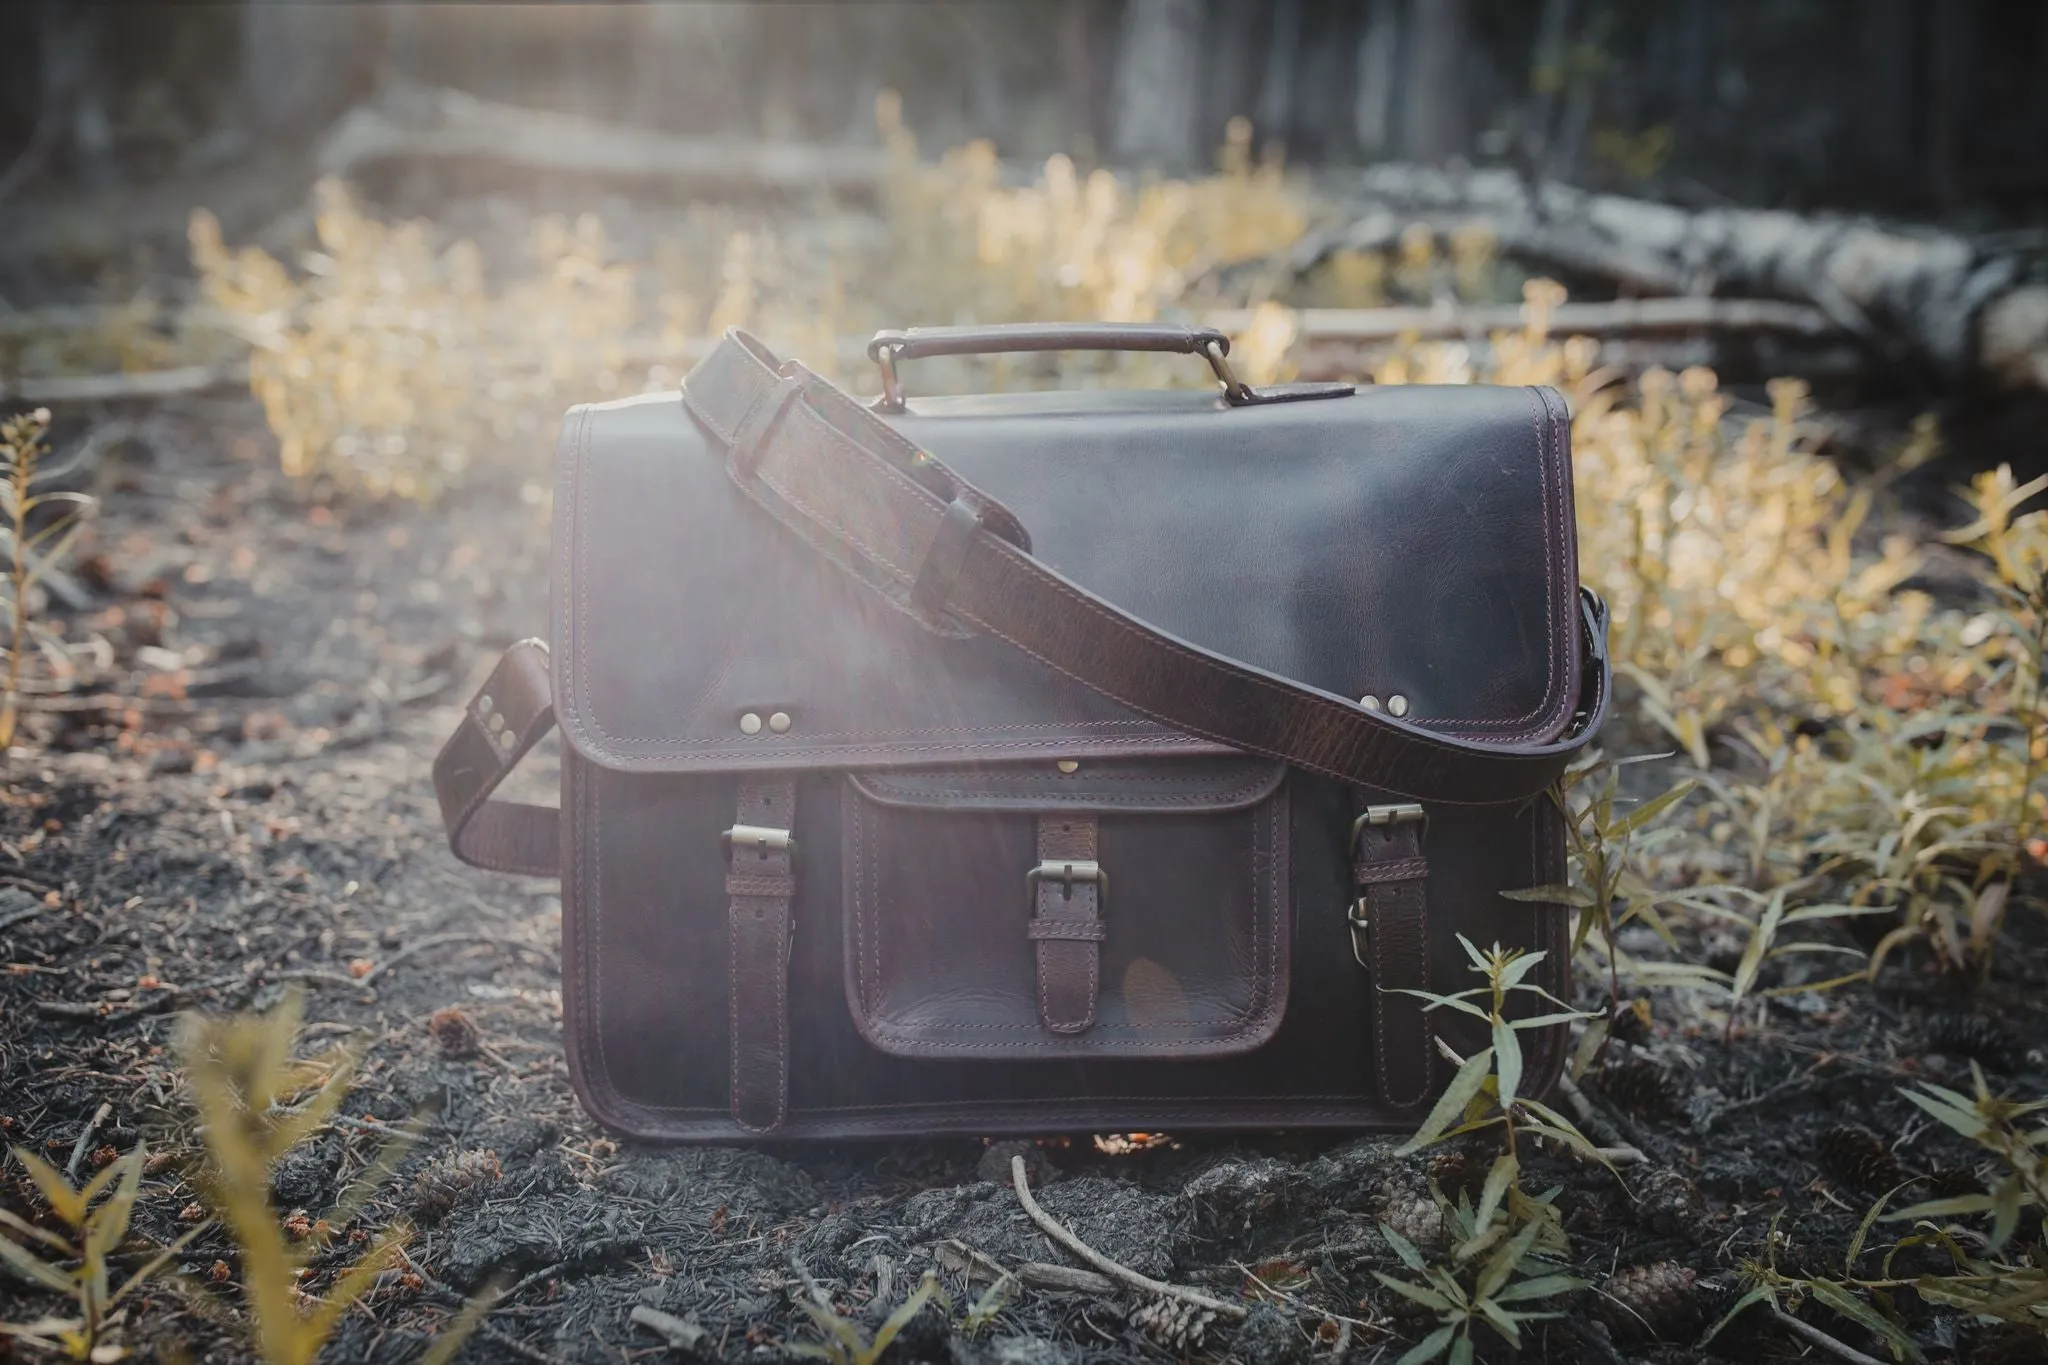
[1353, 0, 1402, 158]
[1057, 0, 1115, 157]
[1924, 0, 1977, 208]
[241, 0, 377, 137]
[1404, 0, 1467, 163]
[1254, 0, 1299, 154]
[1201, 1, 1269, 150]
[1108, 0, 1205, 169]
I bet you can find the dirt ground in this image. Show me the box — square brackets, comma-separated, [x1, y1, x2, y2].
[1, 383, 2045, 1365]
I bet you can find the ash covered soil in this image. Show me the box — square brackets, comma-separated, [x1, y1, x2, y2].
[1, 392, 2045, 1365]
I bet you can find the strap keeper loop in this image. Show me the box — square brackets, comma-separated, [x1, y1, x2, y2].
[729, 373, 807, 476]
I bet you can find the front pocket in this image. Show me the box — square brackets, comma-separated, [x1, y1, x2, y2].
[842, 758, 1291, 1059]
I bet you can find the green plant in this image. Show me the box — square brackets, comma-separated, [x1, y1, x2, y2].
[1892, 1067, 2047, 1258]
[1375, 1184, 1585, 1365]
[1700, 1070, 2048, 1361]
[1515, 757, 1712, 1025]
[0, 406, 95, 750]
[174, 992, 481, 1365]
[0, 1145, 203, 1361]
[1708, 1202, 1931, 1365]
[792, 1269, 940, 1365]
[1396, 935, 1608, 1174]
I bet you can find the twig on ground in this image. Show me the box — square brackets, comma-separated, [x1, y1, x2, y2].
[1556, 1074, 1654, 1163]
[1770, 1307, 1890, 1365]
[1019, 1262, 1118, 1295]
[1232, 1260, 1375, 1330]
[0, 902, 48, 935]
[64, 1101, 110, 1180]
[631, 1305, 708, 1351]
[1009, 1155, 1246, 1322]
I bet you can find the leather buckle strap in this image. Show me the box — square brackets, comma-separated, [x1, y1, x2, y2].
[1029, 814, 1102, 1034]
[1353, 800, 1433, 1108]
[431, 639, 559, 878]
[725, 777, 797, 1132]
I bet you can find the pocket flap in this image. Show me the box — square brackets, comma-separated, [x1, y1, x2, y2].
[843, 765, 1291, 1060]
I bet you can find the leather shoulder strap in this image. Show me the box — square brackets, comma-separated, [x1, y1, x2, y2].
[681, 329, 1609, 807]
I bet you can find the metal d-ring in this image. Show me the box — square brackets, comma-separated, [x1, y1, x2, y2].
[873, 344, 906, 413]
[1203, 339, 1255, 405]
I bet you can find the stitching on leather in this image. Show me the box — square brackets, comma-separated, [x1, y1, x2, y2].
[856, 765, 1283, 808]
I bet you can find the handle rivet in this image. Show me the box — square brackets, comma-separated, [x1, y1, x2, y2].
[768, 711, 793, 733]
[1388, 695, 1410, 717]
[1056, 760, 1079, 774]
[739, 712, 763, 735]
[1359, 694, 1382, 711]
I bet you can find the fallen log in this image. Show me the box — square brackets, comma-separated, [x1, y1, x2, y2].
[1300, 163, 2048, 391]
[317, 85, 892, 199]
[1206, 296, 1836, 343]
[0, 364, 236, 403]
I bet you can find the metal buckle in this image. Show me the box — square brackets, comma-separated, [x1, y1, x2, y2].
[721, 824, 795, 859]
[1348, 804, 1426, 968]
[1026, 859, 1106, 906]
[1347, 898, 1372, 968]
[1349, 803, 1427, 851]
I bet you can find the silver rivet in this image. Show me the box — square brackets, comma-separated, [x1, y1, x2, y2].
[1359, 695, 1382, 711]
[1388, 694, 1410, 717]
[739, 712, 763, 735]
[768, 711, 792, 733]
[476, 694, 495, 718]
[1056, 760, 1079, 774]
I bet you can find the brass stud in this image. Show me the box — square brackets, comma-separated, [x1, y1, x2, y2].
[1359, 694, 1382, 711]
[1388, 694, 1411, 718]
[739, 712, 763, 735]
[496, 729, 517, 753]
[768, 711, 792, 733]
[487, 713, 508, 735]
[1056, 760, 1079, 774]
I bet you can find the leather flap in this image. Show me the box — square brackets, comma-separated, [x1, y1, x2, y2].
[553, 382, 1579, 773]
[847, 756, 1285, 813]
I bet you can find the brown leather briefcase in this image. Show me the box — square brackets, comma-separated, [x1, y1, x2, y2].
[432, 322, 1610, 1140]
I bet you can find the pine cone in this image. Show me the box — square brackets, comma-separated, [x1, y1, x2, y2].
[1595, 1058, 1684, 1120]
[1597, 1261, 1698, 1341]
[1377, 1180, 1446, 1254]
[1132, 1295, 1216, 1349]
[410, 1148, 502, 1222]
[1819, 1125, 1905, 1193]
[428, 1006, 481, 1060]
[1427, 1143, 1492, 1201]
[1632, 1166, 1706, 1236]
[1922, 1014, 2021, 1072]
[1972, 1321, 2048, 1365]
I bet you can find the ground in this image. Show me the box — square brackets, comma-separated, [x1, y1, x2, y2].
[1, 388, 2045, 1365]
